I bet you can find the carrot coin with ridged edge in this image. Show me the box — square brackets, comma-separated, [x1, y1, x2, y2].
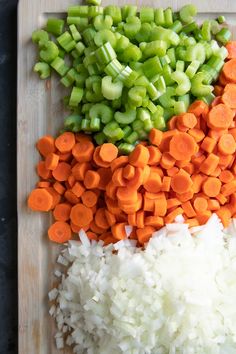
[70, 203, 93, 227]
[55, 132, 75, 153]
[207, 104, 234, 130]
[169, 132, 196, 161]
[48, 221, 72, 243]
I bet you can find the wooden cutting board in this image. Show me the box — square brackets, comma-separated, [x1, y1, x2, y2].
[17, 1, 236, 353]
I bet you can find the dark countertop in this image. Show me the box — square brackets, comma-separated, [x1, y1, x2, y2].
[0, 0, 18, 353]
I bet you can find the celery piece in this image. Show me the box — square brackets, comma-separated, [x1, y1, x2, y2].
[181, 21, 198, 34]
[172, 71, 191, 96]
[89, 103, 113, 124]
[124, 16, 141, 39]
[95, 42, 116, 65]
[143, 57, 162, 79]
[94, 14, 113, 30]
[167, 48, 176, 69]
[40, 41, 59, 63]
[118, 44, 142, 63]
[153, 116, 166, 130]
[104, 5, 122, 25]
[51, 57, 70, 76]
[174, 101, 186, 114]
[94, 29, 116, 47]
[69, 86, 84, 107]
[185, 43, 206, 64]
[176, 60, 185, 72]
[64, 114, 82, 132]
[115, 35, 130, 53]
[137, 108, 151, 122]
[217, 15, 225, 24]
[164, 8, 173, 27]
[147, 83, 161, 101]
[124, 131, 139, 144]
[135, 23, 151, 43]
[104, 59, 124, 79]
[86, 0, 101, 5]
[128, 86, 146, 107]
[81, 118, 91, 130]
[103, 121, 124, 140]
[179, 4, 197, 24]
[140, 7, 154, 23]
[46, 18, 64, 36]
[121, 5, 137, 20]
[201, 20, 211, 41]
[178, 94, 190, 111]
[169, 20, 183, 33]
[75, 42, 85, 57]
[102, 76, 123, 100]
[115, 110, 136, 124]
[67, 17, 89, 30]
[142, 40, 167, 58]
[190, 72, 213, 97]
[185, 60, 200, 79]
[158, 87, 176, 108]
[135, 75, 149, 87]
[33, 62, 51, 79]
[94, 131, 106, 145]
[57, 31, 76, 52]
[82, 27, 96, 46]
[216, 28, 231, 44]
[68, 6, 89, 17]
[32, 30, 49, 45]
[89, 6, 104, 17]
[90, 117, 101, 131]
[118, 143, 135, 154]
[154, 8, 165, 26]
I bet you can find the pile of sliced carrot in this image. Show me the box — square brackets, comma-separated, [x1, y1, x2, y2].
[28, 58, 236, 246]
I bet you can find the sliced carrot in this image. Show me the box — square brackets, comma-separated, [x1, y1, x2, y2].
[120, 193, 142, 214]
[129, 144, 150, 168]
[123, 164, 135, 180]
[143, 197, 155, 212]
[159, 129, 178, 152]
[58, 151, 72, 162]
[53, 181, 66, 195]
[160, 152, 176, 169]
[193, 197, 208, 214]
[185, 218, 199, 227]
[167, 116, 178, 130]
[169, 132, 196, 161]
[182, 201, 196, 218]
[165, 207, 184, 223]
[196, 210, 212, 224]
[67, 174, 76, 188]
[182, 162, 195, 175]
[126, 167, 144, 189]
[111, 223, 127, 240]
[219, 170, 234, 183]
[55, 132, 75, 153]
[36, 135, 55, 157]
[199, 153, 219, 175]
[117, 187, 138, 205]
[221, 180, 236, 196]
[90, 220, 107, 234]
[188, 128, 205, 143]
[218, 133, 236, 155]
[86, 231, 98, 241]
[222, 58, 236, 83]
[70, 203, 93, 227]
[37, 161, 52, 180]
[93, 146, 110, 168]
[149, 128, 163, 146]
[81, 190, 98, 207]
[128, 213, 136, 226]
[188, 100, 209, 117]
[53, 203, 71, 222]
[191, 174, 204, 193]
[177, 113, 197, 129]
[145, 216, 164, 228]
[167, 198, 182, 209]
[200, 136, 217, 153]
[104, 209, 116, 227]
[218, 153, 234, 169]
[147, 146, 162, 165]
[191, 154, 206, 169]
[225, 41, 236, 59]
[95, 208, 110, 230]
[103, 235, 118, 246]
[71, 181, 85, 198]
[229, 127, 236, 140]
[207, 103, 234, 130]
[170, 169, 193, 194]
[48, 221, 71, 243]
[112, 167, 126, 187]
[167, 166, 179, 177]
[208, 129, 228, 141]
[219, 71, 229, 86]
[210, 166, 221, 177]
[222, 84, 236, 108]
[64, 190, 80, 205]
[99, 143, 118, 163]
[28, 188, 53, 211]
[72, 141, 94, 162]
[52, 162, 71, 182]
[84, 170, 100, 189]
[207, 199, 220, 211]
[216, 207, 232, 227]
[106, 197, 122, 216]
[45, 153, 59, 170]
[137, 226, 155, 245]
[228, 193, 236, 214]
[106, 181, 117, 200]
[36, 181, 51, 188]
[176, 189, 194, 202]
[72, 162, 91, 181]
[143, 169, 162, 193]
[161, 176, 171, 192]
[154, 197, 167, 217]
[136, 210, 145, 228]
[45, 187, 61, 209]
[75, 133, 92, 143]
[214, 85, 224, 96]
[110, 156, 129, 172]
[97, 168, 112, 190]
[202, 177, 222, 197]
[175, 159, 190, 168]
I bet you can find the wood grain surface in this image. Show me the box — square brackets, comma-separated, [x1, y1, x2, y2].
[17, 1, 236, 353]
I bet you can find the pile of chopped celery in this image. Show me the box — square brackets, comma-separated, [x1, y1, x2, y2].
[32, 2, 230, 152]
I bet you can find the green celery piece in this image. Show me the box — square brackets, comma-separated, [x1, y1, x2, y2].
[128, 86, 146, 107]
[57, 31, 76, 52]
[150, 26, 180, 46]
[121, 5, 137, 20]
[185, 60, 200, 79]
[169, 20, 183, 33]
[179, 4, 197, 24]
[86, 0, 101, 5]
[185, 43, 206, 64]
[143, 57, 162, 79]
[178, 94, 190, 111]
[171, 71, 191, 96]
[153, 116, 166, 130]
[216, 28, 231, 44]
[67, 17, 89, 30]
[143, 118, 154, 132]
[34, 62, 51, 79]
[142, 40, 167, 58]
[94, 132, 106, 145]
[88, 6, 104, 18]
[104, 59, 124, 79]
[154, 8, 165, 26]
[115, 35, 130, 52]
[191, 72, 213, 97]
[217, 15, 225, 24]
[67, 5, 89, 17]
[32, 30, 49, 45]
[164, 8, 173, 27]
[174, 101, 186, 114]
[64, 114, 82, 132]
[46, 18, 64, 36]
[158, 87, 176, 108]
[40, 41, 59, 63]
[90, 117, 101, 131]
[89, 103, 113, 124]
[69, 87, 84, 107]
[104, 5, 122, 25]
[118, 44, 142, 63]
[118, 143, 135, 154]
[201, 20, 212, 41]
[94, 29, 117, 47]
[102, 76, 123, 100]
[51, 57, 70, 76]
[95, 42, 116, 65]
[94, 14, 113, 30]
[115, 109, 136, 124]
[135, 23, 151, 43]
[122, 125, 133, 137]
[123, 16, 141, 39]
[124, 131, 139, 144]
[82, 27, 96, 46]
[103, 121, 124, 140]
[81, 118, 91, 131]
[140, 7, 154, 23]
[75, 42, 85, 56]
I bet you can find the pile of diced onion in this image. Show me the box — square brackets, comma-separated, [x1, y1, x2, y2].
[49, 214, 236, 353]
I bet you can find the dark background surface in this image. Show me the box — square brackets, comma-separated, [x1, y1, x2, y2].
[0, 0, 18, 353]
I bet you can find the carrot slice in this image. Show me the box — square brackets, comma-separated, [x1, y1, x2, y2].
[208, 199, 220, 211]
[111, 223, 127, 240]
[36, 181, 51, 188]
[97, 168, 112, 190]
[188, 100, 209, 117]
[126, 167, 143, 189]
[46, 187, 61, 209]
[93, 146, 110, 168]
[167, 166, 179, 177]
[110, 156, 129, 172]
[182, 201, 196, 218]
[72, 141, 94, 162]
[222, 84, 236, 108]
[177, 113, 197, 129]
[120, 193, 142, 214]
[99, 143, 118, 163]
[58, 151, 72, 162]
[222, 58, 236, 83]
[137, 226, 155, 245]
[95, 208, 110, 229]
[129, 144, 150, 168]
[221, 180, 236, 196]
[218, 134, 236, 155]
[149, 128, 163, 146]
[37, 161, 51, 180]
[188, 128, 205, 143]
[81, 190, 98, 207]
[64, 190, 80, 205]
[219, 170, 234, 183]
[199, 153, 219, 175]
[193, 197, 208, 214]
[53, 203, 71, 222]
[72, 162, 91, 181]
[123, 164, 135, 180]
[167, 198, 182, 209]
[147, 146, 162, 165]
[213, 85, 224, 96]
[216, 207, 231, 227]
[207, 103, 234, 130]
[143, 169, 162, 193]
[117, 187, 138, 205]
[136, 210, 145, 228]
[55, 132, 75, 153]
[112, 167, 126, 187]
[67, 174, 76, 188]
[200, 137, 217, 153]
[165, 207, 184, 223]
[154, 197, 167, 217]
[128, 213, 136, 226]
[90, 220, 107, 234]
[36, 135, 55, 157]
[161, 176, 171, 192]
[52, 162, 71, 182]
[170, 169, 193, 194]
[145, 216, 164, 228]
[28, 188, 53, 211]
[71, 181, 85, 198]
[70, 203, 93, 227]
[75, 133, 92, 143]
[202, 177, 222, 197]
[160, 152, 176, 169]
[196, 210, 212, 224]
[169, 132, 196, 161]
[53, 181, 66, 195]
[106, 181, 117, 200]
[48, 221, 71, 243]
[225, 41, 236, 59]
[84, 170, 100, 189]
[167, 115, 178, 129]
[104, 209, 116, 227]
[45, 152, 59, 170]
[86, 231, 98, 241]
